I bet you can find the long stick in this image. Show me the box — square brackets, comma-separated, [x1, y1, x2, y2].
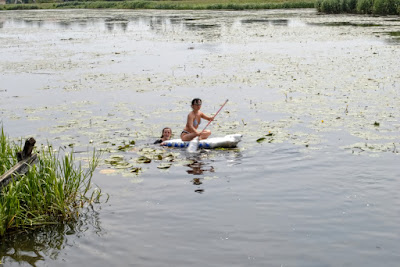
[198, 99, 229, 135]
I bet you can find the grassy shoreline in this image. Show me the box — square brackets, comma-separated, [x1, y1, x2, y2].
[1, 0, 398, 14]
[0, 128, 103, 236]
[317, 0, 400, 14]
[0, 0, 316, 10]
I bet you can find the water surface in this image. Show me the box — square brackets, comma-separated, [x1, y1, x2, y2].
[0, 9, 399, 267]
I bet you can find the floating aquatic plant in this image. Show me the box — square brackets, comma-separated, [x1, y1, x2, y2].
[257, 132, 275, 143]
[136, 156, 152, 164]
[256, 137, 266, 143]
[130, 167, 142, 173]
[104, 155, 125, 166]
[157, 163, 172, 169]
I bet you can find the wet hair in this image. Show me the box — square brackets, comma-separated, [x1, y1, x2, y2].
[161, 127, 172, 138]
[191, 98, 202, 106]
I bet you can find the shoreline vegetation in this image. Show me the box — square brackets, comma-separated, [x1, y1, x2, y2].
[317, 0, 400, 14]
[0, 128, 103, 236]
[0, 0, 398, 15]
[0, 0, 315, 10]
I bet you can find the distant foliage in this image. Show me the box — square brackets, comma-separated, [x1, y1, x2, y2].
[373, 0, 399, 14]
[316, 0, 341, 13]
[343, 0, 358, 11]
[1, 0, 396, 13]
[316, 0, 400, 14]
[1, 0, 315, 10]
[356, 0, 373, 13]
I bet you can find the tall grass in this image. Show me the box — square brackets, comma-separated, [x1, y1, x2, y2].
[0, 129, 102, 236]
[0, 128, 20, 176]
[316, 0, 400, 14]
[0, 0, 315, 10]
[372, 0, 399, 14]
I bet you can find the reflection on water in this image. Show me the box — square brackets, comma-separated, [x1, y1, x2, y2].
[184, 23, 220, 30]
[0, 225, 66, 266]
[241, 19, 289, 26]
[186, 154, 215, 194]
[385, 38, 400, 45]
[0, 207, 102, 266]
[385, 31, 400, 45]
[2, 12, 299, 40]
[1, 9, 400, 267]
[57, 21, 72, 29]
[105, 17, 129, 32]
[185, 150, 242, 193]
[186, 159, 215, 175]
[307, 21, 383, 27]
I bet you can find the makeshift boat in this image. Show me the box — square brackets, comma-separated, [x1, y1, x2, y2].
[162, 134, 242, 149]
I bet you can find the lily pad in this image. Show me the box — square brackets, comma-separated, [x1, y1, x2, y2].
[117, 144, 131, 150]
[137, 156, 152, 164]
[257, 137, 266, 143]
[157, 163, 172, 169]
[130, 167, 142, 173]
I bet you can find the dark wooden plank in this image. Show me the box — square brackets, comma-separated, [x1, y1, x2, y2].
[0, 138, 37, 189]
[0, 153, 38, 188]
[17, 137, 36, 161]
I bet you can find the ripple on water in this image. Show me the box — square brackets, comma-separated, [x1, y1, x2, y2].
[1, 9, 400, 267]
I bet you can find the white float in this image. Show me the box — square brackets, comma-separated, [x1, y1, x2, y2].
[162, 134, 242, 149]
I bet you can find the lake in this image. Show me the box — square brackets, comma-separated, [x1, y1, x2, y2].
[0, 8, 399, 266]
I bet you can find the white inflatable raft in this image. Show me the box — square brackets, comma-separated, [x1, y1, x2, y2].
[162, 134, 242, 149]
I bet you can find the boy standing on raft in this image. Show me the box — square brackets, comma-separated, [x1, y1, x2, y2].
[180, 98, 214, 141]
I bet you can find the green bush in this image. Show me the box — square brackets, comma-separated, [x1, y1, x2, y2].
[341, 0, 357, 11]
[317, 0, 399, 14]
[315, 0, 322, 11]
[319, 0, 342, 13]
[3, 4, 39, 9]
[36, 0, 54, 3]
[398, 0, 400, 13]
[373, 0, 398, 14]
[85, 1, 116, 8]
[356, 0, 373, 13]
[121, 1, 151, 8]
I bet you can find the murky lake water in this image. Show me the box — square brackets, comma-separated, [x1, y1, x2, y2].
[1, 8, 400, 266]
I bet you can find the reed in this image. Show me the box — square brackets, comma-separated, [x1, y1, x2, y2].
[356, 0, 373, 13]
[316, 0, 400, 14]
[0, 128, 20, 176]
[0, 129, 102, 236]
[372, 0, 399, 14]
[0, 0, 315, 10]
[316, 0, 341, 13]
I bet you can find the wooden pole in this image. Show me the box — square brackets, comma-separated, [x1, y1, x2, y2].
[0, 138, 37, 189]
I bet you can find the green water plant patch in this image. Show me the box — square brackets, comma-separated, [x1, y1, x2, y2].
[0, 128, 103, 236]
[257, 132, 275, 143]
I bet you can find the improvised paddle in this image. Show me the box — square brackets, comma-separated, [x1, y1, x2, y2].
[187, 99, 229, 153]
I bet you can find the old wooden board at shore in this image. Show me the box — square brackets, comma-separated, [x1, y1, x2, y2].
[0, 138, 37, 189]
